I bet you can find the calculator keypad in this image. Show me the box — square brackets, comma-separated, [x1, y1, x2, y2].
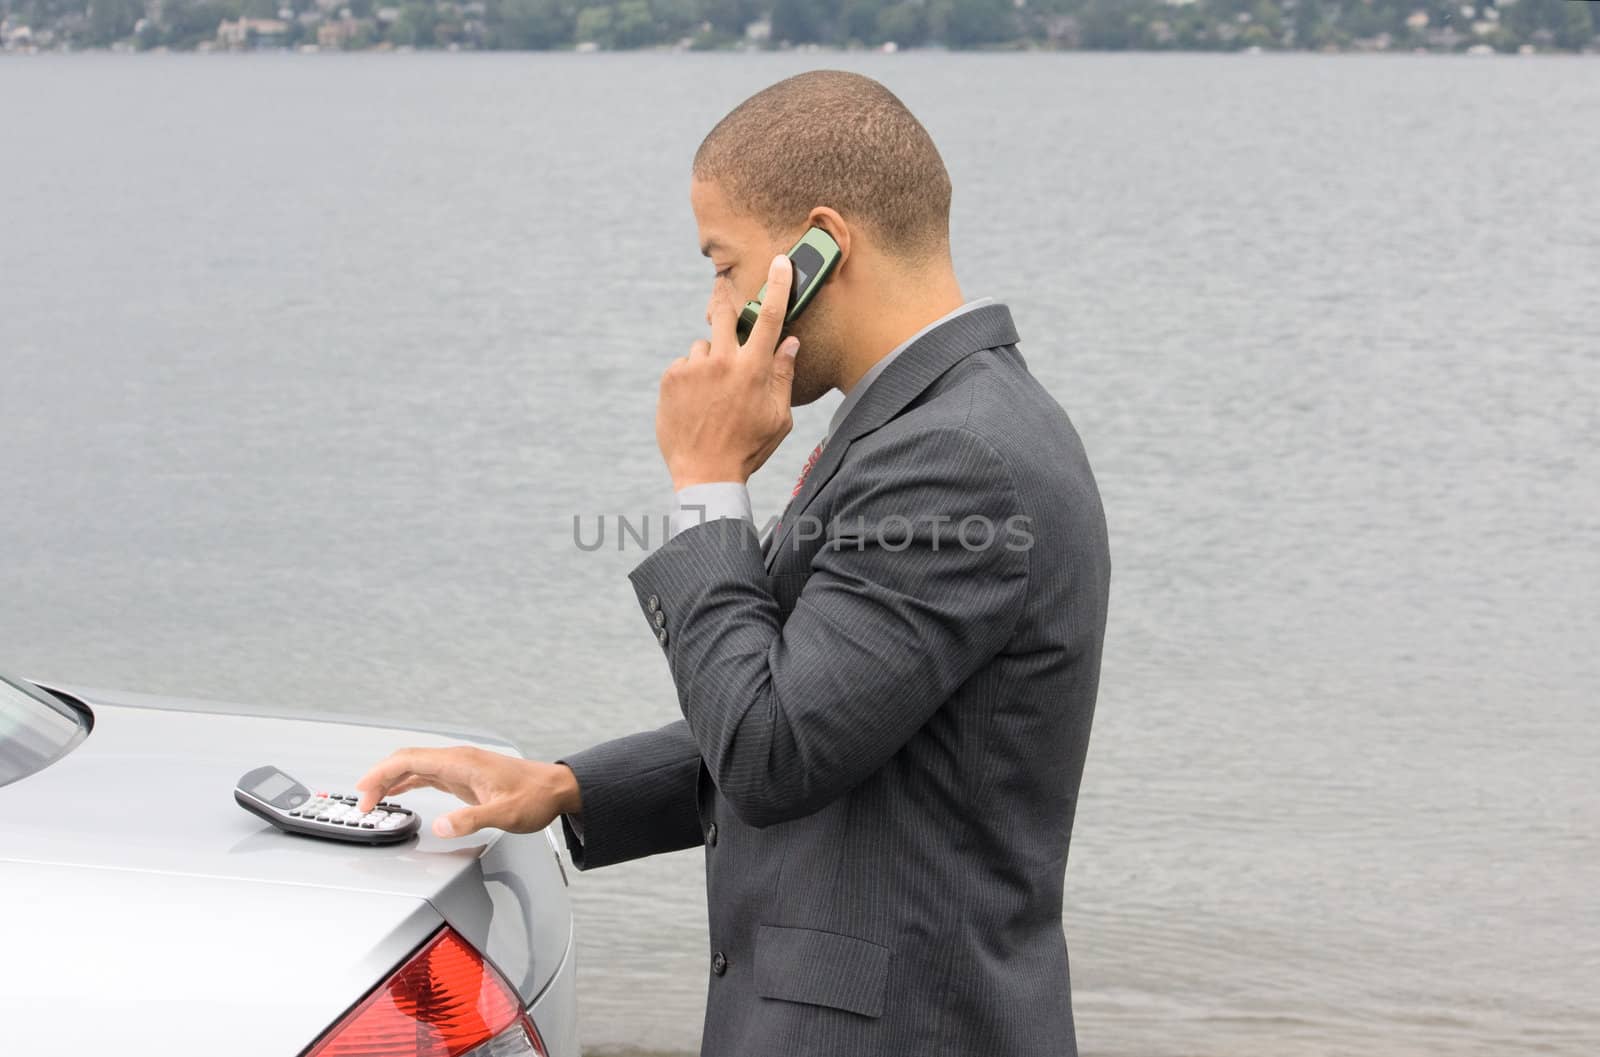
[293, 793, 415, 834]
[238, 769, 419, 844]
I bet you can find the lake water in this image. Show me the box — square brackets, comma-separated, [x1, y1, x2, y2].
[2, 51, 1596, 1057]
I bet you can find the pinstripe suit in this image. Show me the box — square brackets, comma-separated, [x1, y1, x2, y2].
[559, 303, 1110, 1056]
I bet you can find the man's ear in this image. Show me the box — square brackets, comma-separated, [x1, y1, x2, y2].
[806, 207, 850, 271]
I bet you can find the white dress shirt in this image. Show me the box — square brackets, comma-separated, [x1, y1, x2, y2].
[668, 297, 995, 539]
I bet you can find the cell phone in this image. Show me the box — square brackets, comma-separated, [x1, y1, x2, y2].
[736, 226, 841, 344]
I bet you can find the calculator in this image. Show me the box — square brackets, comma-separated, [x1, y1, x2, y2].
[235, 764, 420, 844]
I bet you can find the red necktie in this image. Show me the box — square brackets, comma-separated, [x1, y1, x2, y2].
[791, 437, 827, 498]
[772, 437, 826, 540]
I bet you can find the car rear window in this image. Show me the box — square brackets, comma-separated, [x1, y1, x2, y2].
[0, 675, 90, 788]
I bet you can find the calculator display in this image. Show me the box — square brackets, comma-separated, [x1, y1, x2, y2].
[253, 772, 295, 801]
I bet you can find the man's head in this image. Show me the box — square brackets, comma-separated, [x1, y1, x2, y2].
[692, 70, 958, 406]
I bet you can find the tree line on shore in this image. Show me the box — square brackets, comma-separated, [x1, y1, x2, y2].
[2, 0, 1593, 53]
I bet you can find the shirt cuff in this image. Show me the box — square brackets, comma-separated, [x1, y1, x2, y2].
[564, 812, 585, 843]
[670, 482, 753, 539]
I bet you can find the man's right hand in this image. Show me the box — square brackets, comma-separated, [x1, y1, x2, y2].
[354, 746, 582, 839]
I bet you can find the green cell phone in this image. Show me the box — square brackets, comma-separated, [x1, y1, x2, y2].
[736, 227, 842, 344]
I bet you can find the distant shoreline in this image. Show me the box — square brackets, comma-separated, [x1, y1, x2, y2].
[4, 43, 1599, 57]
[4, 0, 1596, 60]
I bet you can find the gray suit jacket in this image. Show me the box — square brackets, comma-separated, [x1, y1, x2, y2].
[559, 303, 1110, 1056]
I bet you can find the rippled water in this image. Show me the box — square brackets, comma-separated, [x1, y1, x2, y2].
[3, 51, 1597, 1056]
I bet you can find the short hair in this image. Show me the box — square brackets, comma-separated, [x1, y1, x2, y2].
[693, 70, 952, 262]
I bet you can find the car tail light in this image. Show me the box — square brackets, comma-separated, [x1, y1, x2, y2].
[305, 926, 548, 1057]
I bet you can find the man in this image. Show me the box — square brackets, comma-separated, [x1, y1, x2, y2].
[356, 70, 1110, 1056]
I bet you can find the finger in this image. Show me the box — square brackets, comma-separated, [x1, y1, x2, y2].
[355, 749, 435, 812]
[770, 335, 800, 392]
[745, 254, 792, 354]
[710, 276, 740, 350]
[356, 773, 425, 812]
[689, 338, 712, 359]
[382, 775, 429, 798]
[354, 747, 467, 811]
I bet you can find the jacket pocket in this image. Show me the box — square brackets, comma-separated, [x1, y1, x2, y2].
[753, 924, 891, 1018]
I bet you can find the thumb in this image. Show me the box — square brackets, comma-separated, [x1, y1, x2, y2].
[434, 804, 496, 839]
[771, 336, 799, 388]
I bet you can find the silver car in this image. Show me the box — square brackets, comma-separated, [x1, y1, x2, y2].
[0, 673, 578, 1056]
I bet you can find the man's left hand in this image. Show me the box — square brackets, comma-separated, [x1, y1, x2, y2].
[656, 253, 801, 490]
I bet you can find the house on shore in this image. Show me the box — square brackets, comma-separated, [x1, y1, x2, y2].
[216, 17, 290, 49]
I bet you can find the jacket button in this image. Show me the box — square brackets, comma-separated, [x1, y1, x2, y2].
[646, 594, 660, 613]
[656, 627, 669, 647]
[706, 822, 718, 847]
[654, 610, 666, 628]
[711, 951, 727, 976]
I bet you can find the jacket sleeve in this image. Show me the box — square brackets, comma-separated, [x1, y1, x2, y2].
[626, 426, 1030, 830]
[555, 718, 705, 870]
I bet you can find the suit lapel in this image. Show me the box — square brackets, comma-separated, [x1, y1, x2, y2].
[763, 303, 1020, 570]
